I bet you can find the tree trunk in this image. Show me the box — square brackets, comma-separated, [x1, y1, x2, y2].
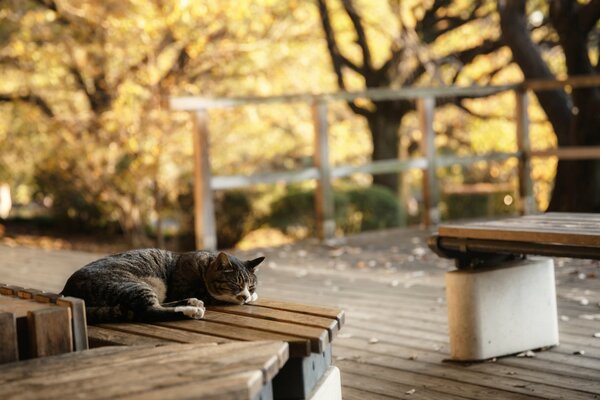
[366, 103, 405, 193]
[499, 0, 600, 212]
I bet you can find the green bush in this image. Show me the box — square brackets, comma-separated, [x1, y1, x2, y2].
[266, 184, 403, 238]
[345, 185, 404, 232]
[267, 188, 350, 237]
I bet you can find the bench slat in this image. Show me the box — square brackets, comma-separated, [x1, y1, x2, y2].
[87, 325, 172, 347]
[253, 297, 345, 328]
[208, 303, 339, 340]
[438, 213, 600, 247]
[0, 312, 19, 364]
[202, 310, 328, 354]
[156, 319, 311, 357]
[0, 342, 287, 400]
[57, 297, 89, 351]
[27, 307, 73, 358]
[95, 322, 231, 345]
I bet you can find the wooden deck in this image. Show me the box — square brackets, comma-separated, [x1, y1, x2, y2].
[1, 226, 599, 399]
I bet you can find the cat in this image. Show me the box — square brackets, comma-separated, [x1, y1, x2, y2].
[60, 249, 264, 323]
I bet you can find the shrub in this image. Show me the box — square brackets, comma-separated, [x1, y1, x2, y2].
[266, 184, 403, 238]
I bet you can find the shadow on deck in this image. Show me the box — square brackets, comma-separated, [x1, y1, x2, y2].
[1, 226, 599, 399]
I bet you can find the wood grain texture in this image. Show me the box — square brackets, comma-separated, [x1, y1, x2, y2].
[156, 319, 311, 358]
[252, 297, 345, 327]
[56, 297, 89, 351]
[27, 307, 73, 358]
[438, 213, 600, 247]
[0, 341, 287, 400]
[0, 312, 19, 364]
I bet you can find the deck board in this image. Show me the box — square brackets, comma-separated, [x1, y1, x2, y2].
[1, 225, 599, 399]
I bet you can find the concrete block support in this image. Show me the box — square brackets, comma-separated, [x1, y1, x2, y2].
[446, 257, 559, 360]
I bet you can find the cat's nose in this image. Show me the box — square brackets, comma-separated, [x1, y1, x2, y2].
[236, 294, 250, 303]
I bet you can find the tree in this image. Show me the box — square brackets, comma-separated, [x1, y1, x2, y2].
[317, 0, 505, 193]
[498, 0, 600, 212]
[0, 0, 318, 244]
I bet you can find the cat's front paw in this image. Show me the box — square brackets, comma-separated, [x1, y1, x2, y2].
[249, 292, 258, 302]
[187, 298, 204, 307]
[175, 305, 205, 319]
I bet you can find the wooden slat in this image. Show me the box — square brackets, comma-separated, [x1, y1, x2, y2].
[208, 303, 339, 340]
[16, 289, 42, 300]
[121, 371, 264, 400]
[27, 307, 73, 357]
[96, 322, 231, 345]
[253, 297, 345, 328]
[438, 213, 600, 246]
[202, 310, 328, 353]
[34, 292, 62, 303]
[0, 342, 287, 400]
[156, 319, 311, 358]
[56, 296, 89, 351]
[0, 312, 19, 364]
[0, 286, 23, 296]
[87, 325, 171, 347]
[0, 295, 61, 319]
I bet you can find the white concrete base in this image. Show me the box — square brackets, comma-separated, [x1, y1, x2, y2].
[307, 366, 341, 400]
[446, 257, 559, 361]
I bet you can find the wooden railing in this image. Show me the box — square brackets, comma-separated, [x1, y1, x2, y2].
[171, 76, 600, 250]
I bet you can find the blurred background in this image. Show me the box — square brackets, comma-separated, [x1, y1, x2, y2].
[0, 0, 597, 252]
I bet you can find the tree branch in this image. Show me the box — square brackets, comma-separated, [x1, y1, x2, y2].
[317, 0, 373, 117]
[0, 94, 54, 117]
[578, 0, 600, 34]
[341, 0, 373, 72]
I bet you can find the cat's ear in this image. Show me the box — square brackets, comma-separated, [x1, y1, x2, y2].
[215, 252, 232, 270]
[245, 256, 265, 273]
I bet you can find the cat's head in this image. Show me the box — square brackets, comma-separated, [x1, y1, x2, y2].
[204, 252, 264, 304]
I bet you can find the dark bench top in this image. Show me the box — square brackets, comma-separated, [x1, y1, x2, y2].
[430, 213, 600, 267]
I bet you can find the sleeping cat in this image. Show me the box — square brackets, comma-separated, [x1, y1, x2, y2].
[61, 249, 264, 323]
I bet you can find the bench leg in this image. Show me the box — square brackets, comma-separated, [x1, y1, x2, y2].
[272, 344, 333, 400]
[446, 256, 559, 360]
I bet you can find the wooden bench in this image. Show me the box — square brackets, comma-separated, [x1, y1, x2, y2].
[429, 212, 600, 267]
[0, 283, 344, 400]
[0, 286, 88, 363]
[428, 212, 600, 360]
[0, 341, 288, 400]
[88, 298, 345, 400]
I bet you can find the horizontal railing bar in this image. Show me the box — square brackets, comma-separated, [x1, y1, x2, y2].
[437, 152, 518, 167]
[207, 145, 600, 191]
[331, 158, 428, 178]
[530, 146, 600, 160]
[171, 85, 514, 110]
[211, 168, 319, 190]
[523, 75, 600, 91]
[171, 76, 600, 111]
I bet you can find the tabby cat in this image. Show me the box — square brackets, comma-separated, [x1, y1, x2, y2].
[61, 249, 264, 323]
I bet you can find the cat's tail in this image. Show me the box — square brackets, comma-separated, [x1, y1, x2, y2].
[86, 305, 133, 323]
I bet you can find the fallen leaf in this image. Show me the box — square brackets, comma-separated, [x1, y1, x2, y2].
[405, 389, 416, 395]
[368, 337, 379, 344]
[516, 350, 535, 358]
[573, 350, 585, 355]
[580, 298, 590, 306]
[593, 332, 600, 338]
[560, 315, 570, 322]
